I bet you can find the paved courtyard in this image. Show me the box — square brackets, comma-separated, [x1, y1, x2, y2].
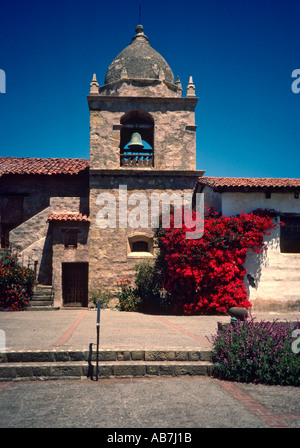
[0, 376, 299, 429]
[0, 308, 298, 351]
[0, 308, 299, 429]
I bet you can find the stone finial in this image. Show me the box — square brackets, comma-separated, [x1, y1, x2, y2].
[175, 76, 183, 96]
[132, 24, 149, 42]
[90, 73, 99, 95]
[186, 75, 196, 97]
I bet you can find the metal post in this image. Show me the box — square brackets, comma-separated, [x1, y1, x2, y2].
[96, 300, 100, 381]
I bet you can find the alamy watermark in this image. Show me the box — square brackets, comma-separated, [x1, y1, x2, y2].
[0, 330, 5, 353]
[96, 186, 204, 240]
[0, 69, 6, 93]
[292, 329, 300, 354]
[291, 69, 300, 93]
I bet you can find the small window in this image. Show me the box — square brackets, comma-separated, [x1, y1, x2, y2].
[65, 230, 78, 249]
[132, 241, 149, 252]
[280, 216, 300, 253]
[128, 235, 153, 257]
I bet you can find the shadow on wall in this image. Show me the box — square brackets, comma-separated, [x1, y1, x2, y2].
[244, 228, 275, 296]
[37, 227, 53, 285]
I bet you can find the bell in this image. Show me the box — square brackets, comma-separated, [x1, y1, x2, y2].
[128, 132, 144, 150]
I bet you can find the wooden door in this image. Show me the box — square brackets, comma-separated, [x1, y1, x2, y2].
[62, 263, 88, 307]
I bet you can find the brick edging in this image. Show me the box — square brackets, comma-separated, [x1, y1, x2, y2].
[216, 380, 296, 428]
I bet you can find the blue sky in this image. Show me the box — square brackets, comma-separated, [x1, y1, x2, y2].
[0, 0, 299, 178]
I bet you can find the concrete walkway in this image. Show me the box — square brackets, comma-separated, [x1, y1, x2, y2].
[0, 308, 298, 352]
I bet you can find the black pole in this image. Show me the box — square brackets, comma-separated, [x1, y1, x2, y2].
[96, 300, 100, 381]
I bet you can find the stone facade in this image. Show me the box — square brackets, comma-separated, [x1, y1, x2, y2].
[88, 172, 201, 295]
[0, 172, 88, 287]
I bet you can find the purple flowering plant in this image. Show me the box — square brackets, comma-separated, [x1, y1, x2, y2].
[209, 316, 300, 386]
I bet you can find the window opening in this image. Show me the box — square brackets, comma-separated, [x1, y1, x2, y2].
[120, 111, 154, 167]
[65, 230, 78, 249]
[280, 216, 300, 253]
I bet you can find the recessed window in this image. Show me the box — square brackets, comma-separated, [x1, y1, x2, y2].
[128, 235, 153, 257]
[280, 216, 300, 253]
[65, 230, 78, 249]
[132, 241, 149, 252]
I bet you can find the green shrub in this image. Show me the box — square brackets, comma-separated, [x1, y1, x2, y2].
[134, 260, 171, 313]
[134, 261, 159, 312]
[210, 318, 300, 386]
[90, 286, 113, 309]
[117, 278, 141, 312]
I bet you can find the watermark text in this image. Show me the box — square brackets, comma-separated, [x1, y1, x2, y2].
[0, 69, 6, 93]
[292, 329, 300, 354]
[291, 69, 300, 93]
[0, 330, 6, 353]
[96, 186, 204, 240]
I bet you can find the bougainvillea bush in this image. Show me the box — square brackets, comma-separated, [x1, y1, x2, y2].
[209, 318, 300, 386]
[156, 208, 276, 315]
[0, 252, 35, 311]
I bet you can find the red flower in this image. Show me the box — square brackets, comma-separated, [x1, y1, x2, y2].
[157, 208, 275, 315]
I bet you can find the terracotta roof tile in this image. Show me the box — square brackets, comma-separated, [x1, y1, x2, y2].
[47, 213, 90, 223]
[197, 177, 300, 192]
[0, 157, 89, 177]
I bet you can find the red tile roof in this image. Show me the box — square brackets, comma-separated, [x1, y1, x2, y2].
[197, 177, 300, 192]
[0, 157, 89, 177]
[47, 213, 90, 223]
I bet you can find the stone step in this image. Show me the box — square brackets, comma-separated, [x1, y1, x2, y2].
[29, 285, 54, 309]
[0, 349, 213, 381]
[32, 292, 52, 300]
[0, 349, 212, 363]
[33, 287, 53, 294]
[25, 306, 60, 311]
[0, 360, 212, 381]
[29, 300, 53, 306]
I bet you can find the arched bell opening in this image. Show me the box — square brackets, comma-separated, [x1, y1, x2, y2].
[120, 110, 154, 167]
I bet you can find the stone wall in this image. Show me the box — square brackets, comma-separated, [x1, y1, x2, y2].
[243, 220, 300, 311]
[221, 192, 300, 311]
[88, 172, 199, 297]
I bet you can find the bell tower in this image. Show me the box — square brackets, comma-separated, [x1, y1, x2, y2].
[87, 25, 205, 293]
[88, 24, 199, 171]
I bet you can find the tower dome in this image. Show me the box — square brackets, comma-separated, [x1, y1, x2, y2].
[104, 25, 175, 85]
